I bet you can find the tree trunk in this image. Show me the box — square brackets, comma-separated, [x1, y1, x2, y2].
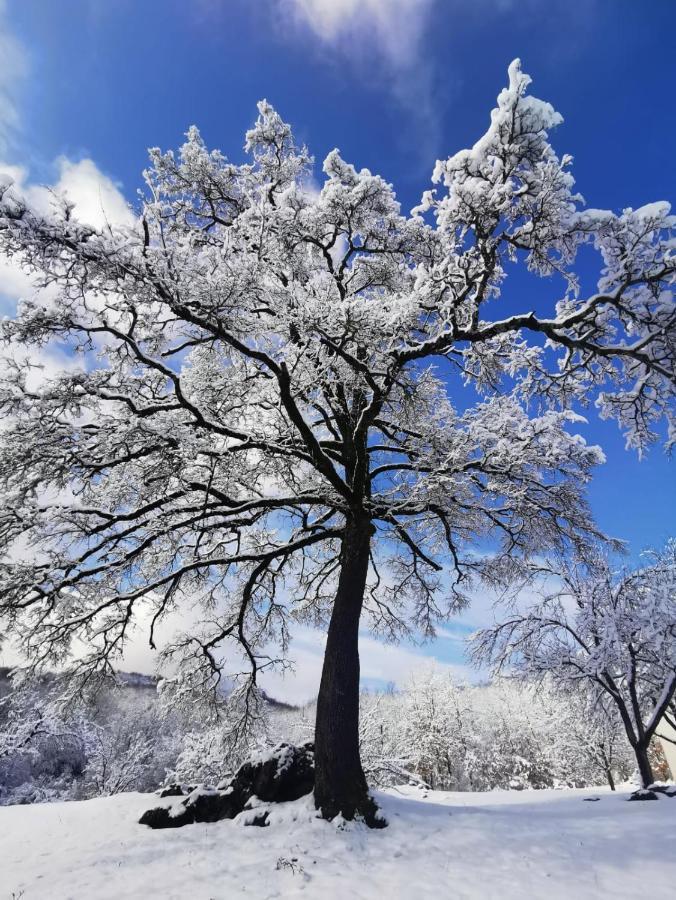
[614, 699, 655, 789]
[634, 741, 655, 788]
[605, 768, 616, 791]
[313, 515, 385, 827]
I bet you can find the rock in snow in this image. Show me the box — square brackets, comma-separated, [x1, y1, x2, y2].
[140, 741, 315, 828]
[157, 784, 189, 799]
[627, 788, 659, 801]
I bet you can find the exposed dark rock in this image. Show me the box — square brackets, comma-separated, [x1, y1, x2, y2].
[233, 741, 315, 804]
[158, 784, 185, 798]
[139, 804, 191, 829]
[243, 810, 270, 827]
[627, 789, 659, 801]
[648, 784, 676, 797]
[139, 741, 315, 829]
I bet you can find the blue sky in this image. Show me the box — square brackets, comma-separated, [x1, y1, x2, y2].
[0, 0, 673, 698]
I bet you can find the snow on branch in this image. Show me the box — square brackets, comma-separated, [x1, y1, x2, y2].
[0, 61, 673, 722]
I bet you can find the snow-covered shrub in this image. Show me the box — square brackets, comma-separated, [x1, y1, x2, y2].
[81, 720, 155, 797]
[168, 726, 237, 786]
[0, 677, 87, 805]
[162, 682, 274, 787]
[0, 672, 183, 804]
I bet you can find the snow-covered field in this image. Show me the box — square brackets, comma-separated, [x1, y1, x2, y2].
[1, 786, 674, 899]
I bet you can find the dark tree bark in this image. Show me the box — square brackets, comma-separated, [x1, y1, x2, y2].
[634, 741, 655, 789]
[313, 515, 384, 826]
[613, 694, 656, 789]
[605, 768, 616, 791]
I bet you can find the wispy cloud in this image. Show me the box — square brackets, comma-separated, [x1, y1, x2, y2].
[257, 625, 473, 705]
[281, 0, 435, 67]
[278, 0, 441, 170]
[0, 0, 28, 154]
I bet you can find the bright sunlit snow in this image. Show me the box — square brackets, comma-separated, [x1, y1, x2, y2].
[1, 786, 675, 900]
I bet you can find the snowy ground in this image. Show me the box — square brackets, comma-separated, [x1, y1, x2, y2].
[1, 786, 674, 899]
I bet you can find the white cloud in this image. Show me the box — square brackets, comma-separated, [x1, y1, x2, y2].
[0, 155, 134, 316]
[50, 157, 134, 230]
[0, 7, 131, 235]
[258, 624, 473, 705]
[1, 156, 134, 232]
[0, 146, 135, 585]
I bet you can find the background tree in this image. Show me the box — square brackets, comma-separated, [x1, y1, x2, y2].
[0, 675, 86, 798]
[1, 663, 635, 806]
[0, 61, 673, 823]
[656, 697, 676, 754]
[472, 541, 676, 787]
[546, 689, 633, 791]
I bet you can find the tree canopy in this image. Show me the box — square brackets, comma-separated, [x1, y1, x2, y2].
[0, 60, 673, 820]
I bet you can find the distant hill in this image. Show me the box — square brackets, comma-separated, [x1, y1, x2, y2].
[0, 666, 299, 710]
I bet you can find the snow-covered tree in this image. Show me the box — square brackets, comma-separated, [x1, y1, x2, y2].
[357, 689, 419, 788]
[467, 679, 553, 790]
[0, 672, 186, 803]
[394, 668, 468, 789]
[531, 683, 634, 790]
[81, 718, 156, 796]
[472, 541, 676, 787]
[356, 672, 632, 792]
[0, 60, 673, 823]
[0, 676, 85, 803]
[0, 679, 62, 763]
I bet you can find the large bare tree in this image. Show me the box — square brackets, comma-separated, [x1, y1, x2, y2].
[0, 61, 673, 823]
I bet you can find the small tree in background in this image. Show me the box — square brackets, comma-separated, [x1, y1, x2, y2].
[542, 688, 634, 791]
[472, 541, 676, 788]
[0, 60, 674, 823]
